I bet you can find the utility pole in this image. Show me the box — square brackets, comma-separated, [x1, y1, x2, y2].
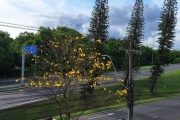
[120, 40, 140, 120]
[127, 40, 133, 120]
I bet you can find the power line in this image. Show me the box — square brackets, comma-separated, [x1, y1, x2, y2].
[0, 24, 38, 31]
[0, 21, 39, 29]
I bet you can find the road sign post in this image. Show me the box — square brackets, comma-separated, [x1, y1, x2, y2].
[21, 45, 37, 87]
[21, 49, 25, 87]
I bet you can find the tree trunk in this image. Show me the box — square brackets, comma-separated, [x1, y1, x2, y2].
[4, 70, 7, 78]
[13, 69, 15, 77]
[150, 78, 157, 93]
[41, 69, 44, 77]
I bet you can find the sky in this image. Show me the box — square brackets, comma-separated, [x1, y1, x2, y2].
[0, 0, 179, 49]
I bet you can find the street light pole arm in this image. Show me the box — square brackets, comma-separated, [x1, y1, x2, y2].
[102, 55, 128, 90]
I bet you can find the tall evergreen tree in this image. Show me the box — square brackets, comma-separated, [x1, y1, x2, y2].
[123, 0, 145, 87]
[89, 0, 109, 43]
[150, 0, 178, 93]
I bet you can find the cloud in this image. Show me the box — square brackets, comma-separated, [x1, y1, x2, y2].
[109, 5, 132, 26]
[143, 4, 161, 38]
[36, 12, 90, 33]
[0, 0, 179, 49]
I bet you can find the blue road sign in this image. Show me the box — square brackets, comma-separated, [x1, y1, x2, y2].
[23, 45, 37, 55]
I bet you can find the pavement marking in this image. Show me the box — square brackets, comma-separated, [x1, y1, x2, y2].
[107, 113, 115, 116]
[0, 98, 47, 110]
[88, 113, 115, 119]
[88, 115, 107, 119]
[173, 103, 179, 106]
[152, 107, 161, 110]
[148, 114, 158, 118]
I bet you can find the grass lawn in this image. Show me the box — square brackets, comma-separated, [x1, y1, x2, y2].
[0, 70, 179, 120]
[0, 86, 19, 90]
[24, 70, 42, 77]
[139, 65, 152, 70]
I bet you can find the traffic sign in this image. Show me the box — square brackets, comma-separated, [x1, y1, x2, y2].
[23, 45, 37, 55]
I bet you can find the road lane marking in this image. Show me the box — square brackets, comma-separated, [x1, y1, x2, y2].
[0, 98, 47, 110]
[88, 115, 106, 119]
[88, 113, 115, 119]
[148, 114, 158, 118]
[152, 107, 160, 110]
[107, 113, 115, 115]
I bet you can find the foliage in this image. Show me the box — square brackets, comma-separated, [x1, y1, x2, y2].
[12, 31, 35, 53]
[140, 45, 154, 66]
[89, 0, 109, 43]
[150, 0, 178, 93]
[0, 30, 14, 76]
[19, 28, 126, 120]
[173, 58, 180, 64]
[170, 50, 180, 63]
[103, 38, 125, 69]
[11, 31, 36, 70]
[123, 0, 145, 86]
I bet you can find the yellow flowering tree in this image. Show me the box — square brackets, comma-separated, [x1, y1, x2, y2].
[24, 28, 116, 119]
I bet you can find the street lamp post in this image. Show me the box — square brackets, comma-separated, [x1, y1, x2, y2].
[101, 55, 127, 89]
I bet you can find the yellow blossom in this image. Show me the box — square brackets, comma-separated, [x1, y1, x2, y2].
[22, 77, 25, 80]
[104, 88, 106, 91]
[15, 79, 19, 82]
[89, 70, 94, 74]
[81, 33, 85, 39]
[19, 88, 24, 92]
[46, 81, 50, 86]
[78, 48, 82, 51]
[76, 70, 80, 74]
[122, 89, 127, 94]
[39, 81, 42, 86]
[118, 79, 124, 83]
[79, 53, 85, 57]
[96, 39, 101, 43]
[55, 83, 61, 87]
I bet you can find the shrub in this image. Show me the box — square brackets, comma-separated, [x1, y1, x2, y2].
[173, 58, 180, 64]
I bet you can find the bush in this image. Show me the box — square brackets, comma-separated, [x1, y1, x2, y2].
[173, 58, 180, 64]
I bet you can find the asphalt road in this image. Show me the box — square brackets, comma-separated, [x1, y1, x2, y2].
[79, 97, 180, 120]
[0, 89, 46, 110]
[104, 64, 180, 83]
[0, 64, 179, 112]
[0, 64, 179, 87]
